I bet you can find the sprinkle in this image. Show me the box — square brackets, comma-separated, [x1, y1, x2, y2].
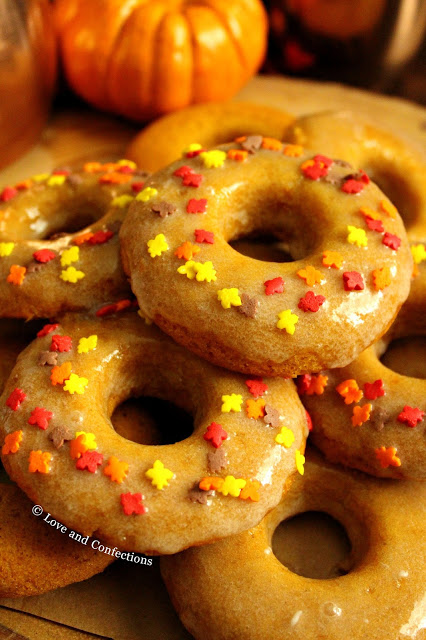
[221, 394, 243, 413]
[49, 426, 73, 449]
[2, 430, 23, 455]
[101, 456, 129, 483]
[135, 187, 158, 202]
[336, 379, 363, 404]
[370, 407, 390, 431]
[0, 186, 18, 201]
[207, 449, 227, 474]
[32, 173, 49, 182]
[117, 158, 137, 169]
[296, 450, 305, 475]
[50, 362, 72, 385]
[145, 459, 174, 490]
[7, 265, 26, 285]
[322, 250, 343, 269]
[275, 426, 295, 447]
[151, 201, 176, 218]
[29, 450, 52, 474]
[6, 388, 26, 411]
[347, 226, 367, 247]
[411, 244, 426, 265]
[298, 291, 325, 312]
[78, 335, 98, 354]
[147, 233, 168, 257]
[297, 265, 324, 286]
[264, 276, 284, 295]
[261, 137, 282, 151]
[194, 229, 214, 244]
[63, 373, 88, 395]
[351, 403, 372, 426]
[239, 135, 263, 153]
[199, 477, 224, 491]
[264, 404, 281, 427]
[174, 165, 193, 178]
[343, 271, 364, 291]
[297, 374, 311, 395]
[342, 178, 365, 194]
[0, 242, 15, 257]
[375, 446, 401, 468]
[100, 171, 132, 185]
[239, 480, 260, 502]
[70, 433, 96, 460]
[177, 260, 217, 282]
[111, 194, 134, 208]
[246, 398, 266, 419]
[60, 246, 80, 267]
[379, 200, 398, 218]
[203, 422, 228, 448]
[96, 299, 132, 317]
[237, 293, 259, 318]
[301, 155, 331, 180]
[51, 335, 72, 352]
[364, 379, 385, 400]
[183, 143, 203, 156]
[188, 486, 213, 504]
[47, 174, 66, 186]
[245, 379, 268, 398]
[372, 266, 391, 290]
[305, 410, 313, 431]
[217, 288, 242, 309]
[187, 198, 207, 214]
[365, 216, 384, 232]
[283, 144, 303, 157]
[76, 450, 104, 473]
[87, 230, 114, 245]
[218, 476, 246, 497]
[131, 181, 145, 193]
[28, 407, 53, 430]
[60, 266, 85, 283]
[200, 150, 226, 168]
[383, 232, 401, 251]
[174, 241, 200, 261]
[33, 248, 56, 263]
[121, 492, 147, 515]
[397, 406, 424, 428]
[305, 374, 328, 395]
[227, 149, 248, 162]
[183, 172, 203, 187]
[277, 309, 299, 335]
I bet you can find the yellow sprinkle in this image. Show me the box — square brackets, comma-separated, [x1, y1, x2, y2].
[296, 450, 305, 475]
[47, 175, 66, 187]
[147, 233, 168, 258]
[75, 431, 97, 450]
[200, 150, 227, 168]
[178, 260, 216, 282]
[277, 310, 299, 335]
[217, 288, 242, 309]
[60, 266, 85, 283]
[275, 426, 295, 448]
[111, 194, 134, 208]
[221, 394, 243, 413]
[117, 159, 137, 169]
[218, 476, 246, 498]
[411, 244, 426, 265]
[77, 335, 98, 354]
[64, 374, 88, 395]
[61, 246, 80, 267]
[31, 173, 49, 183]
[136, 187, 158, 202]
[145, 460, 174, 490]
[183, 143, 202, 155]
[347, 225, 367, 248]
[0, 242, 15, 257]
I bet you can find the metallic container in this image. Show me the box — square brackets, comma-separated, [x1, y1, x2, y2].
[0, 0, 57, 169]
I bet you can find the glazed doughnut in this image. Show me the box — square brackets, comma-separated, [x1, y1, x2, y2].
[120, 139, 413, 378]
[0, 160, 149, 318]
[161, 450, 426, 640]
[300, 271, 426, 479]
[126, 101, 294, 173]
[0, 308, 307, 555]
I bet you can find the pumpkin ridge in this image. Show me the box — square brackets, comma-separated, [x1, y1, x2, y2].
[196, 1, 247, 69]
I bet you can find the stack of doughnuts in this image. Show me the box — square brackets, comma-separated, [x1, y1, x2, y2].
[0, 103, 425, 639]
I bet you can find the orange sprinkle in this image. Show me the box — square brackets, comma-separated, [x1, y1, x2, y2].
[74, 231, 94, 246]
[234, 136, 246, 143]
[15, 179, 33, 190]
[261, 137, 282, 151]
[104, 456, 129, 484]
[336, 379, 363, 404]
[50, 362, 72, 386]
[372, 266, 392, 291]
[297, 265, 324, 286]
[300, 158, 315, 171]
[227, 149, 248, 162]
[379, 199, 398, 218]
[174, 241, 200, 261]
[360, 206, 381, 221]
[2, 430, 23, 455]
[322, 250, 344, 269]
[99, 172, 131, 184]
[239, 480, 261, 502]
[83, 162, 103, 173]
[305, 374, 328, 395]
[199, 477, 224, 491]
[28, 450, 51, 474]
[351, 403, 372, 426]
[7, 265, 26, 286]
[412, 262, 419, 278]
[69, 434, 88, 460]
[375, 446, 401, 468]
[246, 398, 266, 419]
[283, 144, 303, 157]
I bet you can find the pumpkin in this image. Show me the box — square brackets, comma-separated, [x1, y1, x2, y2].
[54, 0, 268, 121]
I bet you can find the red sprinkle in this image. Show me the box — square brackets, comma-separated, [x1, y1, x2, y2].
[397, 405, 424, 428]
[183, 173, 203, 188]
[87, 230, 114, 245]
[131, 181, 145, 193]
[28, 407, 53, 430]
[0, 186, 18, 202]
[203, 422, 228, 448]
[343, 271, 364, 291]
[264, 277, 284, 295]
[33, 249, 56, 263]
[305, 409, 313, 432]
[51, 335, 72, 353]
[96, 299, 133, 317]
[298, 291, 326, 312]
[187, 198, 207, 214]
[342, 179, 364, 194]
[6, 388, 26, 411]
[382, 232, 401, 251]
[76, 451, 104, 472]
[174, 165, 193, 178]
[121, 492, 147, 516]
[186, 148, 205, 158]
[194, 229, 214, 244]
[37, 323, 59, 338]
[296, 374, 311, 395]
[245, 379, 268, 398]
[364, 379, 385, 400]
[365, 217, 384, 232]
[302, 161, 329, 180]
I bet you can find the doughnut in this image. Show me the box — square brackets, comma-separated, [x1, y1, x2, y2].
[125, 102, 294, 172]
[300, 273, 426, 479]
[161, 450, 426, 640]
[119, 139, 413, 378]
[0, 308, 307, 555]
[0, 160, 149, 319]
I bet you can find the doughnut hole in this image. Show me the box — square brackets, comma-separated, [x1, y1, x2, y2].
[380, 336, 426, 379]
[111, 397, 194, 446]
[272, 511, 352, 579]
[230, 234, 294, 263]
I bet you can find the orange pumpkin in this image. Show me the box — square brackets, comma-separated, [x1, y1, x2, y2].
[54, 0, 268, 121]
